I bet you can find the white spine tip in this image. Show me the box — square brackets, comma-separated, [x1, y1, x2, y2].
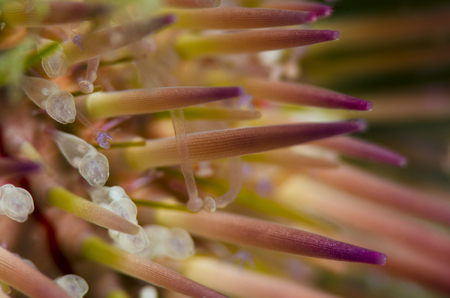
[138, 225, 195, 260]
[164, 227, 195, 260]
[0, 185, 34, 223]
[54, 274, 88, 298]
[106, 199, 138, 222]
[0, 184, 15, 198]
[109, 186, 131, 201]
[139, 285, 158, 298]
[88, 186, 112, 207]
[46, 91, 76, 124]
[42, 49, 68, 79]
[93, 186, 148, 253]
[78, 152, 110, 186]
[139, 225, 172, 260]
[119, 226, 150, 253]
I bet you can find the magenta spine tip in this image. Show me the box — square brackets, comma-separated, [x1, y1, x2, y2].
[160, 14, 178, 26]
[317, 30, 340, 41]
[16, 161, 41, 173]
[214, 86, 245, 98]
[350, 119, 368, 132]
[304, 11, 318, 23]
[365, 142, 408, 167]
[331, 30, 340, 40]
[340, 98, 373, 111]
[364, 101, 373, 111]
[0, 158, 41, 176]
[384, 152, 408, 167]
[361, 250, 387, 265]
[236, 86, 246, 97]
[398, 156, 408, 167]
[345, 99, 372, 111]
[379, 254, 387, 265]
[333, 240, 387, 265]
[318, 7, 333, 18]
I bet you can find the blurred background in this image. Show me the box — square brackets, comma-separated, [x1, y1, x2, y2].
[302, 0, 450, 187]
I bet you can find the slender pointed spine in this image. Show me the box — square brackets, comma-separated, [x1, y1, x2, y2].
[0, 158, 40, 176]
[168, 7, 318, 30]
[124, 120, 365, 170]
[18, 141, 54, 176]
[83, 86, 244, 119]
[239, 77, 372, 111]
[175, 29, 339, 59]
[279, 175, 450, 265]
[153, 209, 386, 265]
[0, 247, 73, 298]
[47, 186, 141, 235]
[311, 136, 407, 166]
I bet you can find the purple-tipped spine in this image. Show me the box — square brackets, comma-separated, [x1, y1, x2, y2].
[304, 11, 318, 23]
[155, 210, 386, 265]
[313, 137, 408, 167]
[174, 8, 321, 29]
[0, 158, 40, 176]
[240, 78, 372, 111]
